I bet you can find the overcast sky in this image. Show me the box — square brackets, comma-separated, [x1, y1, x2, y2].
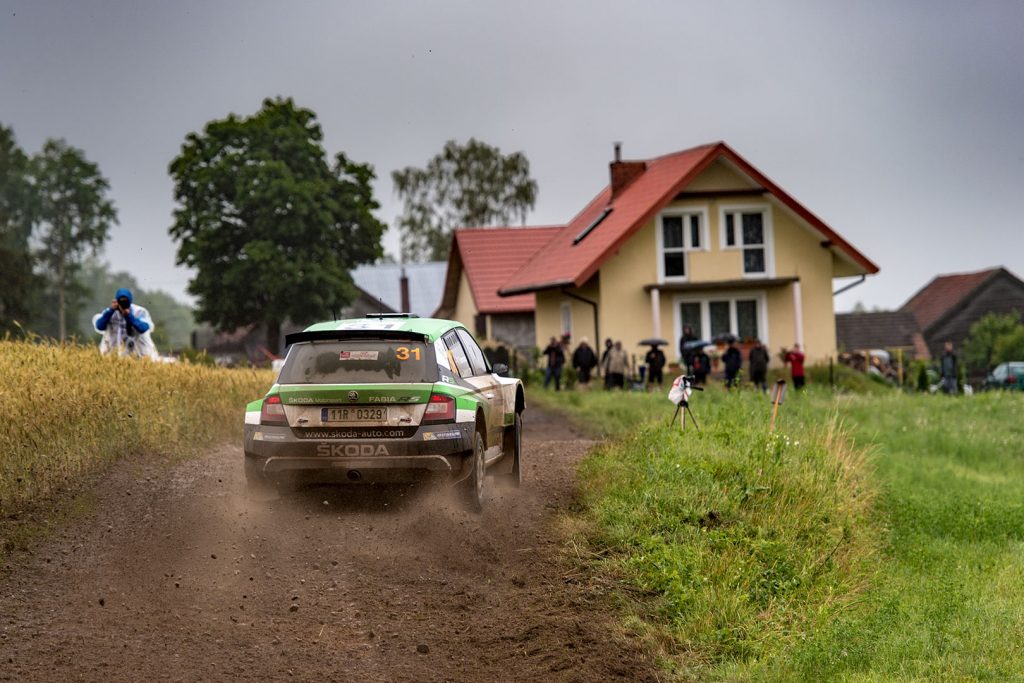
[2, 0, 1022, 312]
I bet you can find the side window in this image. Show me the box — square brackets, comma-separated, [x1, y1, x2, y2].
[457, 328, 489, 376]
[442, 332, 473, 378]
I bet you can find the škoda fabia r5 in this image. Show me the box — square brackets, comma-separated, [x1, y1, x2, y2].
[243, 315, 524, 510]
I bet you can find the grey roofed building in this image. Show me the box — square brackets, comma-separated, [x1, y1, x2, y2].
[350, 262, 448, 318]
[835, 310, 930, 359]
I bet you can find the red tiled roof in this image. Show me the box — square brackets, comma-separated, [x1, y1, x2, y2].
[901, 268, 1001, 330]
[448, 226, 563, 314]
[499, 142, 879, 295]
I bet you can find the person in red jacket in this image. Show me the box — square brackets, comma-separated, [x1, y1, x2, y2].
[783, 343, 806, 390]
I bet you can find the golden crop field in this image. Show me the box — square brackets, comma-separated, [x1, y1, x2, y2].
[0, 341, 274, 516]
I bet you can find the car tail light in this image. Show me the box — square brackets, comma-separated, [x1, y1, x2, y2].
[260, 395, 288, 425]
[423, 393, 455, 423]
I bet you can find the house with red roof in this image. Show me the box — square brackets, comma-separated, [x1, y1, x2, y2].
[434, 226, 562, 350]
[495, 142, 879, 364]
[900, 267, 1024, 360]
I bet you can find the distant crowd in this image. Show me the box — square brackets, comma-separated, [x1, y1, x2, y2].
[540, 325, 807, 393]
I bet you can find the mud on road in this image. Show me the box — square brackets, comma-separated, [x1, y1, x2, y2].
[0, 409, 659, 682]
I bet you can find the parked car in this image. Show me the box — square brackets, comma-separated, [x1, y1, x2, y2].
[243, 314, 525, 510]
[983, 362, 1024, 391]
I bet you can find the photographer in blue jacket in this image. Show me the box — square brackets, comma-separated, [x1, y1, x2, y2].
[92, 288, 157, 359]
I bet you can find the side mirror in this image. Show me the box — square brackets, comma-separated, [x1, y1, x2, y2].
[492, 363, 509, 377]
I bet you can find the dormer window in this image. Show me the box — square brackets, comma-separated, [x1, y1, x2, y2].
[721, 206, 772, 277]
[657, 209, 708, 281]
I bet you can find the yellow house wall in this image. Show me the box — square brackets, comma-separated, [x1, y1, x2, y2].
[534, 290, 563, 349]
[533, 277, 599, 350]
[597, 220, 661, 357]
[771, 202, 837, 362]
[451, 271, 478, 331]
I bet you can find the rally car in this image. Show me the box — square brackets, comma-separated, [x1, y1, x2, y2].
[243, 314, 525, 510]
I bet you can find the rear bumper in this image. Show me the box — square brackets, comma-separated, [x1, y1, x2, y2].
[244, 422, 475, 484]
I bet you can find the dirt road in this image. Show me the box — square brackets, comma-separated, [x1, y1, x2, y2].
[0, 409, 658, 682]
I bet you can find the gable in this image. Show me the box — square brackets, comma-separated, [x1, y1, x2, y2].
[500, 142, 878, 296]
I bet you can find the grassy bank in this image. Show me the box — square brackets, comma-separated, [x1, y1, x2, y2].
[0, 341, 273, 526]
[535, 386, 880, 679]
[785, 391, 1024, 681]
[536, 384, 1024, 680]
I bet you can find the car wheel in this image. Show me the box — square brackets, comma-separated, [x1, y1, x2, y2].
[499, 412, 522, 487]
[458, 429, 485, 512]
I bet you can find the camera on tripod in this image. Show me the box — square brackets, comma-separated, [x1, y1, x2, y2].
[668, 374, 703, 430]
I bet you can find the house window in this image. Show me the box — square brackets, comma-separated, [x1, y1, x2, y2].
[561, 301, 572, 338]
[722, 208, 770, 276]
[675, 295, 764, 345]
[680, 302, 702, 340]
[658, 210, 707, 281]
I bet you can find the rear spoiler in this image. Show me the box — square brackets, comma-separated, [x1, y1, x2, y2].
[284, 329, 430, 347]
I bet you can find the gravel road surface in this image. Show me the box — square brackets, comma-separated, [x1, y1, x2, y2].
[0, 408, 658, 682]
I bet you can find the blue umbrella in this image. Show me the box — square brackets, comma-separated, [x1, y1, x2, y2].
[682, 339, 711, 352]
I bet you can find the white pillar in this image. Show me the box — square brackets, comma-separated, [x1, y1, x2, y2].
[792, 280, 805, 349]
[650, 288, 661, 339]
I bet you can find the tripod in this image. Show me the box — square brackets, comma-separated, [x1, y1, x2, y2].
[670, 398, 700, 431]
[668, 377, 703, 431]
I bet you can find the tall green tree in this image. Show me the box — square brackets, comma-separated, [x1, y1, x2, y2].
[964, 311, 1022, 372]
[31, 139, 117, 340]
[168, 97, 385, 354]
[0, 124, 39, 332]
[392, 138, 538, 261]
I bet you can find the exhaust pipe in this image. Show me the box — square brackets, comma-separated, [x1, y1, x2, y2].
[346, 470, 362, 482]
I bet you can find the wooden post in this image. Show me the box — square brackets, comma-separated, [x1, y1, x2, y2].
[769, 379, 787, 430]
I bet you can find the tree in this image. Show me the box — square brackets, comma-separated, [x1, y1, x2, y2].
[0, 124, 39, 332]
[993, 325, 1024, 365]
[392, 138, 538, 261]
[964, 311, 1022, 372]
[169, 97, 385, 354]
[31, 139, 117, 340]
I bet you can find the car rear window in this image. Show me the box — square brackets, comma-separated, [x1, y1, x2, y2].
[278, 340, 436, 384]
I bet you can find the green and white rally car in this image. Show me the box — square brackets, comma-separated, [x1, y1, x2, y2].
[243, 314, 524, 510]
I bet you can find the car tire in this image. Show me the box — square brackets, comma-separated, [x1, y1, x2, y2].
[457, 429, 485, 512]
[498, 412, 522, 487]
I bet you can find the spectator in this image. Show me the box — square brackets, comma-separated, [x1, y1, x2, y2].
[679, 324, 698, 373]
[92, 287, 158, 359]
[940, 340, 958, 395]
[644, 344, 666, 388]
[722, 340, 742, 389]
[542, 336, 565, 391]
[691, 346, 711, 386]
[748, 339, 770, 392]
[603, 340, 629, 390]
[783, 343, 806, 390]
[601, 338, 614, 389]
[572, 337, 599, 387]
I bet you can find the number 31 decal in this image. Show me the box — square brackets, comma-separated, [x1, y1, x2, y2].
[396, 346, 421, 361]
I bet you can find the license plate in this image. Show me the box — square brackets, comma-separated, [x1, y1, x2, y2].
[321, 407, 388, 423]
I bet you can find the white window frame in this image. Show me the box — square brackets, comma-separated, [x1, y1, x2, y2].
[671, 291, 769, 350]
[718, 204, 774, 278]
[656, 207, 709, 283]
[560, 301, 573, 338]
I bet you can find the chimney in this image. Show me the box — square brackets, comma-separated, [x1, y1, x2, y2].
[609, 142, 645, 200]
[399, 265, 410, 313]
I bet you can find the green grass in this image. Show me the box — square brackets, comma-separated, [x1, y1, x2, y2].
[534, 382, 1024, 681]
